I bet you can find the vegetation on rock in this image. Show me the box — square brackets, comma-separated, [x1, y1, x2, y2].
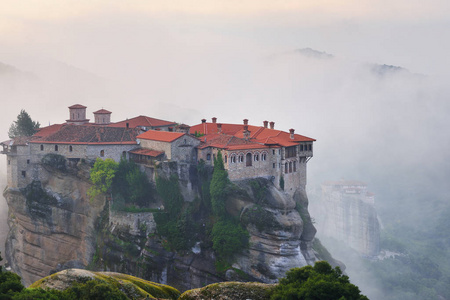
[88, 158, 118, 199]
[270, 261, 368, 300]
[8, 109, 40, 138]
[41, 153, 67, 172]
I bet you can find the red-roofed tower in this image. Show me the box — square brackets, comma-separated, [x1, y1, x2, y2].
[93, 109, 112, 125]
[67, 104, 89, 125]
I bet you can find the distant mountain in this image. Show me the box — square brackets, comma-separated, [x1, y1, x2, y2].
[296, 48, 334, 59]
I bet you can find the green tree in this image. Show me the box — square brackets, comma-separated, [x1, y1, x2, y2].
[211, 219, 249, 260]
[88, 158, 118, 199]
[210, 151, 229, 217]
[8, 110, 40, 138]
[271, 261, 369, 300]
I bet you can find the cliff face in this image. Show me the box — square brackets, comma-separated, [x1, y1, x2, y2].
[310, 183, 380, 257]
[4, 162, 319, 289]
[4, 163, 105, 285]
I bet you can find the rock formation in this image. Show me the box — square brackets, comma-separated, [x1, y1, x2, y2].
[4, 161, 321, 290]
[310, 180, 380, 257]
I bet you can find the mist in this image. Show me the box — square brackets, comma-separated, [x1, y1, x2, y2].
[1, 2, 450, 298]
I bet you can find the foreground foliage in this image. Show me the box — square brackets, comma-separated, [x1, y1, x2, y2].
[271, 261, 369, 300]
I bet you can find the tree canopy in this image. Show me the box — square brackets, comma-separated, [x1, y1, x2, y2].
[8, 109, 40, 138]
[271, 261, 369, 300]
[88, 158, 118, 199]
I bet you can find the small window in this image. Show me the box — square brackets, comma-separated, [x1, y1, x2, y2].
[224, 155, 227, 163]
[122, 151, 126, 158]
[184, 139, 187, 144]
[300, 144, 304, 151]
[273, 163, 275, 168]
[272, 149, 275, 155]
[100, 150, 105, 157]
[231, 155, 236, 163]
[308, 144, 312, 151]
[262, 153, 266, 161]
[27, 159, 30, 164]
[294, 161, 297, 172]
[207, 153, 211, 161]
[254, 154, 259, 161]
[21, 171, 26, 177]
[239, 155, 244, 163]
[285, 163, 288, 173]
[40, 145, 44, 151]
[69, 145, 73, 152]
[289, 162, 292, 173]
[55, 145, 58, 151]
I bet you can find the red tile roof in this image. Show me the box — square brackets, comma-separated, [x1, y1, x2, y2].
[129, 148, 164, 157]
[191, 121, 315, 150]
[33, 124, 65, 138]
[69, 104, 86, 109]
[137, 130, 185, 142]
[93, 109, 112, 114]
[30, 125, 139, 145]
[109, 115, 176, 128]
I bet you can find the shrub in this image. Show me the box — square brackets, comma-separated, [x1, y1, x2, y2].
[271, 261, 369, 300]
[211, 219, 249, 260]
[42, 153, 67, 172]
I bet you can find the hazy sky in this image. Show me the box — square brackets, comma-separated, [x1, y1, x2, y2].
[1, 0, 450, 78]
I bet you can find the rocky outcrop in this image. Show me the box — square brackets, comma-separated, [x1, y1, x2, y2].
[4, 162, 320, 289]
[4, 163, 104, 285]
[179, 281, 276, 300]
[230, 178, 317, 282]
[30, 268, 180, 299]
[310, 182, 380, 257]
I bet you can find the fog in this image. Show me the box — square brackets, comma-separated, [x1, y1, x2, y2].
[1, 1, 450, 298]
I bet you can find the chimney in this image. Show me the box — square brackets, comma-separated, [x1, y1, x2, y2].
[270, 121, 275, 129]
[217, 123, 222, 133]
[289, 128, 295, 139]
[212, 117, 217, 123]
[243, 125, 250, 140]
[263, 120, 268, 128]
[201, 119, 207, 123]
[243, 119, 249, 125]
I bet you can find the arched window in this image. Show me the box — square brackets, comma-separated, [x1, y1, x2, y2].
[224, 155, 227, 163]
[40, 145, 44, 151]
[254, 154, 259, 161]
[230, 155, 236, 163]
[285, 163, 288, 173]
[69, 145, 73, 152]
[246, 153, 252, 167]
[207, 153, 211, 161]
[55, 145, 58, 151]
[239, 154, 244, 163]
[100, 150, 105, 157]
[261, 153, 267, 161]
[289, 162, 293, 173]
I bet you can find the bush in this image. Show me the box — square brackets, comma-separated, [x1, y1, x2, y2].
[271, 261, 368, 300]
[41, 153, 67, 172]
[211, 219, 249, 260]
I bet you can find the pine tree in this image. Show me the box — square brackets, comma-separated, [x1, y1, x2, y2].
[8, 109, 40, 138]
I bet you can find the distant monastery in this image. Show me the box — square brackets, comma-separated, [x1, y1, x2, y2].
[2, 104, 315, 195]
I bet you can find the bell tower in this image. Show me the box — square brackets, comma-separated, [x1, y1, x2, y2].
[66, 104, 89, 125]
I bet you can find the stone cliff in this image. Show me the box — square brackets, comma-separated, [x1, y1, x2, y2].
[310, 182, 380, 257]
[4, 161, 321, 289]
